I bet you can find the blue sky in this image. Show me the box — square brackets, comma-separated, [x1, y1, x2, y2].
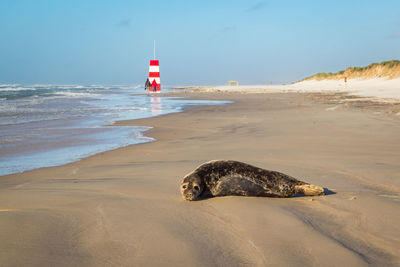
[1, 0, 399, 85]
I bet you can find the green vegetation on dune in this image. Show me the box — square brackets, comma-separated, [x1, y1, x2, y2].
[300, 60, 400, 81]
[380, 60, 400, 67]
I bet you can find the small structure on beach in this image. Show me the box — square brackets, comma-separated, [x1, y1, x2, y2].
[227, 80, 239, 86]
[145, 41, 161, 93]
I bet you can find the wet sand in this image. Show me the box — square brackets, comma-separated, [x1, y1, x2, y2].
[0, 91, 399, 266]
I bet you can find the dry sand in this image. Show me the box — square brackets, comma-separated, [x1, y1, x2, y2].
[0, 91, 399, 266]
[188, 77, 400, 101]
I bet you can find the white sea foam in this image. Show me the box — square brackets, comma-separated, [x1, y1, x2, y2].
[0, 87, 36, 91]
[54, 91, 101, 98]
[0, 84, 20, 88]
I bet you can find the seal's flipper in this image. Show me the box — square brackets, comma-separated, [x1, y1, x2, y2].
[295, 184, 324, 196]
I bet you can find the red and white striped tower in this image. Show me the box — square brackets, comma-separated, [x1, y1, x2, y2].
[148, 41, 161, 93]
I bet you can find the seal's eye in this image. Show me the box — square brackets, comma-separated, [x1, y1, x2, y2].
[182, 185, 187, 189]
[193, 185, 199, 191]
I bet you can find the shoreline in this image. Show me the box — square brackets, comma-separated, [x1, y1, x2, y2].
[0, 91, 399, 266]
[0, 90, 228, 177]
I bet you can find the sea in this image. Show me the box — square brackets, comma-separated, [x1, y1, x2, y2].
[0, 84, 228, 176]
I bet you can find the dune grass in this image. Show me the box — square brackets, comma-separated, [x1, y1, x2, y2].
[300, 60, 400, 81]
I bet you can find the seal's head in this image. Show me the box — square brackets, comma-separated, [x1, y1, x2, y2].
[180, 173, 204, 201]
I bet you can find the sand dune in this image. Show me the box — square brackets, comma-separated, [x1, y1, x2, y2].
[301, 60, 400, 81]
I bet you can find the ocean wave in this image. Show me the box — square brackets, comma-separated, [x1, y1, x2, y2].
[0, 84, 142, 91]
[0, 87, 36, 91]
[0, 84, 21, 88]
[53, 91, 101, 98]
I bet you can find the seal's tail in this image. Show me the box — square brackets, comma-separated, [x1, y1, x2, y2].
[295, 184, 324, 196]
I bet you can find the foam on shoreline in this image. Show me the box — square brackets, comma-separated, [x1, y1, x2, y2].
[0, 86, 229, 176]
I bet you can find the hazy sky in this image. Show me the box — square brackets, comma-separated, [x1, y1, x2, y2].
[1, 0, 400, 85]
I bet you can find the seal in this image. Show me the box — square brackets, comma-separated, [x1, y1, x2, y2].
[180, 160, 324, 201]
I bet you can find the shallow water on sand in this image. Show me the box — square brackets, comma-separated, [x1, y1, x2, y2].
[0, 85, 228, 176]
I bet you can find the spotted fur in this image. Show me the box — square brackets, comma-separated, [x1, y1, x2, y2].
[180, 160, 324, 201]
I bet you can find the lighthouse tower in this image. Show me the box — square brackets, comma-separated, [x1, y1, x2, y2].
[146, 41, 161, 93]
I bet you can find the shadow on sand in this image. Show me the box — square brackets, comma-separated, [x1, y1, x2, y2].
[193, 188, 336, 201]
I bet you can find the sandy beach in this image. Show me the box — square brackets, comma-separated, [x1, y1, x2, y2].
[1, 90, 399, 266]
[183, 77, 400, 101]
